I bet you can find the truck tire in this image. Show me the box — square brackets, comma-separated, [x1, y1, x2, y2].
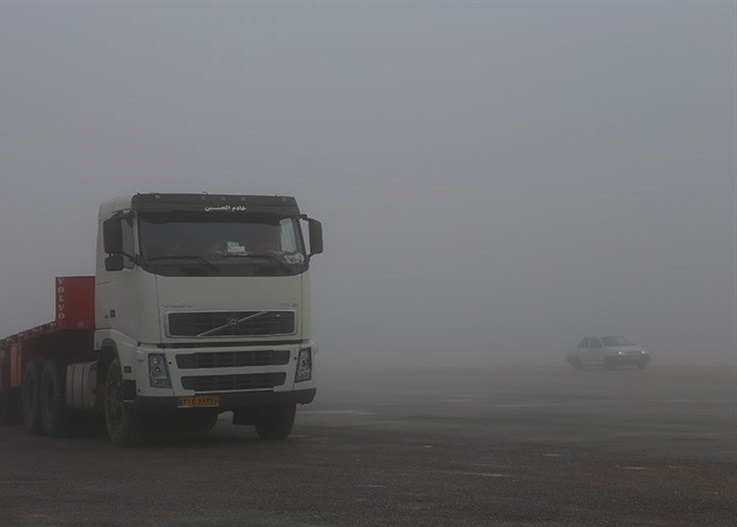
[105, 356, 147, 446]
[40, 358, 71, 437]
[22, 359, 45, 435]
[254, 404, 296, 441]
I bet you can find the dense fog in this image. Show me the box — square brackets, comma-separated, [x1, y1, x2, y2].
[0, 2, 734, 370]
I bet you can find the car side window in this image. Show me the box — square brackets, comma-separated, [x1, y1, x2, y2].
[578, 338, 589, 348]
[589, 337, 602, 348]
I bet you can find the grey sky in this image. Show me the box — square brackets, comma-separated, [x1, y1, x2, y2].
[0, 1, 734, 368]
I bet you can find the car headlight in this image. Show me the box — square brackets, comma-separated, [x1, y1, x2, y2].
[148, 353, 172, 388]
[617, 351, 624, 355]
[295, 348, 312, 383]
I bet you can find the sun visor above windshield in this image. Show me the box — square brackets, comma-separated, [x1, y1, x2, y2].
[130, 193, 300, 216]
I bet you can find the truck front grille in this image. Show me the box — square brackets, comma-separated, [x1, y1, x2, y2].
[176, 350, 291, 369]
[181, 373, 286, 392]
[168, 311, 295, 337]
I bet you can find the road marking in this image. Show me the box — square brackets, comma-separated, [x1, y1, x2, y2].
[462, 472, 508, 478]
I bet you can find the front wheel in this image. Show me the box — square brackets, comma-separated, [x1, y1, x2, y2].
[105, 356, 147, 446]
[254, 404, 296, 441]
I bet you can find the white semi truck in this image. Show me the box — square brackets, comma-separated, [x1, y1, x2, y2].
[0, 193, 323, 446]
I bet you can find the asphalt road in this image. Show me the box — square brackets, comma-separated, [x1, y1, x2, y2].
[1, 365, 735, 526]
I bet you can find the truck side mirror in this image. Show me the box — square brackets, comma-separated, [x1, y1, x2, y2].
[103, 218, 123, 255]
[105, 254, 125, 272]
[308, 219, 323, 255]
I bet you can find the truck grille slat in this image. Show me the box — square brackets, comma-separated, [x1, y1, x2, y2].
[168, 311, 295, 337]
[176, 350, 291, 369]
[181, 373, 286, 392]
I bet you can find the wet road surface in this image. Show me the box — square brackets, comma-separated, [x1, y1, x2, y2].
[1, 365, 734, 526]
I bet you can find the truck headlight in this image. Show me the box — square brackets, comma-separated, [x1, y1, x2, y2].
[295, 348, 312, 383]
[148, 353, 172, 388]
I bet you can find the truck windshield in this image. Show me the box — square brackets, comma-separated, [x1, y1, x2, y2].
[138, 213, 307, 277]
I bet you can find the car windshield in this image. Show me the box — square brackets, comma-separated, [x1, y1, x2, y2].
[138, 213, 306, 277]
[600, 336, 634, 347]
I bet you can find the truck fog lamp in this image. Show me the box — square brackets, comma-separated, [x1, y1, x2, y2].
[148, 353, 172, 388]
[295, 348, 312, 383]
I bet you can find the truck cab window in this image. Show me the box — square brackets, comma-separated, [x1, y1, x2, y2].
[138, 213, 307, 277]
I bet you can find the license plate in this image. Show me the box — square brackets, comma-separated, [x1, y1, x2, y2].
[178, 395, 220, 408]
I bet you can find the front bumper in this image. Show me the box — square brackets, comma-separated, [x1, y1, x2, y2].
[131, 340, 318, 398]
[128, 388, 317, 413]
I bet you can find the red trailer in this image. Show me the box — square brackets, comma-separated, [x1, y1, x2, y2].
[0, 277, 96, 432]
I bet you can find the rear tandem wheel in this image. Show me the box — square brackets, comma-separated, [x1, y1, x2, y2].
[22, 359, 45, 435]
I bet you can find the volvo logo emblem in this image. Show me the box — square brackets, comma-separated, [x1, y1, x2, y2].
[227, 317, 240, 328]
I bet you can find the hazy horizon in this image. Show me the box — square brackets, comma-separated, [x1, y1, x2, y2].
[1, 1, 734, 369]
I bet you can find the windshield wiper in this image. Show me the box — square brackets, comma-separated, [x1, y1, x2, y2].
[146, 255, 220, 273]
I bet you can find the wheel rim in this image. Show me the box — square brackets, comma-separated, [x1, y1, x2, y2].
[105, 363, 123, 434]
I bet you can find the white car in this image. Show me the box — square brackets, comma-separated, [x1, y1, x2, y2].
[567, 336, 650, 370]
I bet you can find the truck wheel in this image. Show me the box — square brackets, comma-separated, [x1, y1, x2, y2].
[22, 359, 45, 435]
[254, 404, 296, 441]
[105, 356, 147, 446]
[40, 358, 71, 437]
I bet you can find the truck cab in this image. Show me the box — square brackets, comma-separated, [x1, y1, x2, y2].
[0, 193, 323, 446]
